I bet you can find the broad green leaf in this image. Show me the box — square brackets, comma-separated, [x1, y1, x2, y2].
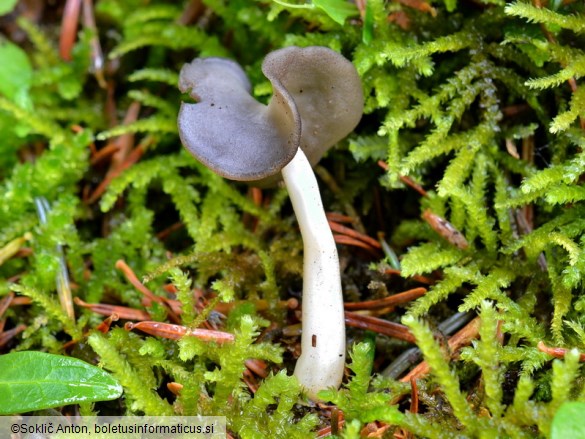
[443, 0, 457, 12]
[0, 351, 123, 414]
[551, 402, 585, 439]
[0, 40, 32, 109]
[273, 0, 358, 24]
[313, 0, 358, 25]
[0, 0, 17, 16]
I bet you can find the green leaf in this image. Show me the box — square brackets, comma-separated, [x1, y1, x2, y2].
[313, 0, 358, 25]
[362, 0, 374, 44]
[443, 0, 457, 12]
[0, 351, 123, 414]
[0, 0, 17, 16]
[551, 402, 585, 439]
[271, 0, 358, 25]
[0, 40, 32, 109]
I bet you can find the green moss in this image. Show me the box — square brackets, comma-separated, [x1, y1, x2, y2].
[2, 0, 585, 436]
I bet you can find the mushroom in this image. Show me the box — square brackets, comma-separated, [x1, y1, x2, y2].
[177, 46, 363, 399]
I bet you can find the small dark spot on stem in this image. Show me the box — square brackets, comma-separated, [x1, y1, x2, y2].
[312, 334, 317, 347]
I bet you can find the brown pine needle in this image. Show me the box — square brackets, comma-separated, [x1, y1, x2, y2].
[329, 220, 381, 249]
[125, 321, 235, 343]
[59, 0, 81, 61]
[344, 287, 426, 311]
[115, 259, 181, 323]
[0, 324, 26, 347]
[87, 143, 145, 204]
[334, 234, 379, 253]
[0, 292, 14, 319]
[74, 297, 151, 321]
[537, 341, 585, 361]
[90, 141, 120, 166]
[344, 311, 415, 343]
[400, 317, 480, 383]
[422, 209, 469, 250]
[95, 313, 119, 333]
[115, 259, 160, 304]
[377, 160, 428, 197]
[245, 359, 269, 378]
[326, 212, 356, 224]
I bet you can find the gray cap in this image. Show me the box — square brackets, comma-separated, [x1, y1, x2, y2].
[178, 46, 364, 182]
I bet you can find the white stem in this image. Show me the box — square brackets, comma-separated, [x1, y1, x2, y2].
[281, 148, 345, 400]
